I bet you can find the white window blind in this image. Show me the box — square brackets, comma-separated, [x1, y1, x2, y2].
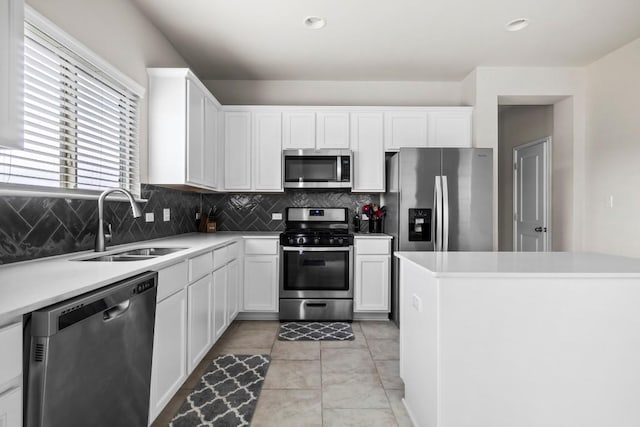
[0, 20, 141, 196]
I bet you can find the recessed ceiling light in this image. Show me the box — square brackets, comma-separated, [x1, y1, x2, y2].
[505, 18, 529, 32]
[304, 16, 326, 30]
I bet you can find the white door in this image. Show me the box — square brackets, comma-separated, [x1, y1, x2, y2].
[354, 255, 390, 312]
[212, 266, 228, 340]
[317, 112, 350, 149]
[187, 275, 212, 372]
[283, 111, 315, 149]
[0, 387, 21, 427]
[186, 80, 205, 185]
[514, 138, 550, 252]
[253, 112, 283, 191]
[384, 111, 429, 151]
[427, 110, 472, 147]
[203, 98, 218, 189]
[149, 289, 187, 421]
[243, 255, 278, 312]
[227, 259, 240, 323]
[351, 112, 385, 192]
[224, 112, 252, 190]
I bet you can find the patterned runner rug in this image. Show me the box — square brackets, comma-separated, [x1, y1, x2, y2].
[170, 354, 270, 427]
[278, 322, 355, 341]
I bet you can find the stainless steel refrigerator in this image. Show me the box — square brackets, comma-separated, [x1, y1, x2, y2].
[382, 148, 493, 324]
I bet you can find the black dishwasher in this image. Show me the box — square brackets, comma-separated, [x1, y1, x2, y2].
[25, 271, 158, 427]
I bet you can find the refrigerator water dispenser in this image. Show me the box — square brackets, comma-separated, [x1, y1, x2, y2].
[409, 208, 431, 241]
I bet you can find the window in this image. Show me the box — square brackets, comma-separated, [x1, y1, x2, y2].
[0, 11, 143, 197]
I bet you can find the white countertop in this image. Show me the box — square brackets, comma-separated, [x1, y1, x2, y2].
[0, 232, 279, 324]
[353, 233, 393, 239]
[395, 251, 640, 278]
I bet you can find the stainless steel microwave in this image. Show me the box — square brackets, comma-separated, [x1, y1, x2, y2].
[283, 149, 352, 189]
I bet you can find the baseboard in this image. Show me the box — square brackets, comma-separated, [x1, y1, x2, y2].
[402, 397, 420, 427]
[353, 312, 391, 321]
[236, 312, 280, 321]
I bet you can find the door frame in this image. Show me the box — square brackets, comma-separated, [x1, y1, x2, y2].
[513, 137, 552, 252]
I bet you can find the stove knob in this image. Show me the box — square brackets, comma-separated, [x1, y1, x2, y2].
[329, 238, 334, 245]
[314, 237, 320, 245]
[288, 237, 294, 245]
[337, 238, 344, 245]
[297, 237, 305, 245]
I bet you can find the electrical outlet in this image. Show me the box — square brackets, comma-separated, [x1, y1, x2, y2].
[195, 212, 201, 220]
[607, 195, 614, 209]
[272, 212, 283, 220]
[145, 212, 154, 222]
[163, 208, 170, 221]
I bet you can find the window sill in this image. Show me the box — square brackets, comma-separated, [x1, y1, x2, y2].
[0, 186, 148, 203]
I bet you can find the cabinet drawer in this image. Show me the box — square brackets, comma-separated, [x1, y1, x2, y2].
[0, 323, 22, 385]
[244, 238, 278, 255]
[355, 239, 390, 255]
[188, 251, 213, 282]
[227, 241, 240, 260]
[213, 246, 228, 270]
[157, 261, 187, 301]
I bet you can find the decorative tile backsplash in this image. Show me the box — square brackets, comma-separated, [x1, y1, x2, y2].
[0, 185, 200, 265]
[0, 186, 380, 265]
[202, 190, 379, 232]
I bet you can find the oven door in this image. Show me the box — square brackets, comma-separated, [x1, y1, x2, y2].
[280, 246, 354, 299]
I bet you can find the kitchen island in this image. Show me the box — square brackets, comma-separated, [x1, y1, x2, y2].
[396, 251, 640, 427]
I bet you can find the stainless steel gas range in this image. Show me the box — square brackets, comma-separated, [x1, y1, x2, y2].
[279, 207, 354, 321]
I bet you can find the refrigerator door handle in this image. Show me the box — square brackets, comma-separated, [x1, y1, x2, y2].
[442, 175, 449, 252]
[434, 176, 443, 251]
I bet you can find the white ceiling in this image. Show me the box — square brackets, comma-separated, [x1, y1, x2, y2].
[132, 0, 640, 81]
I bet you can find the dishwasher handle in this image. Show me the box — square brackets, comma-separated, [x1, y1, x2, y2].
[103, 300, 131, 321]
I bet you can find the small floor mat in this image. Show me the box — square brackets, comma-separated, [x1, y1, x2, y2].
[170, 354, 270, 427]
[278, 322, 355, 341]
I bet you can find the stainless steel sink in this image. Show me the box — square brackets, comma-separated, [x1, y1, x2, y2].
[82, 255, 158, 262]
[114, 247, 188, 257]
[76, 247, 188, 262]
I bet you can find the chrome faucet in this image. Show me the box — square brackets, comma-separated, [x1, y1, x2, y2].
[95, 188, 142, 252]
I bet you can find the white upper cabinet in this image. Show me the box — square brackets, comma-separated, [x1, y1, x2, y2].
[317, 112, 350, 149]
[147, 68, 222, 191]
[203, 98, 219, 188]
[253, 112, 283, 191]
[384, 111, 429, 151]
[224, 111, 252, 190]
[223, 109, 283, 192]
[427, 109, 472, 147]
[351, 112, 385, 193]
[0, 0, 23, 149]
[186, 80, 205, 186]
[283, 111, 315, 149]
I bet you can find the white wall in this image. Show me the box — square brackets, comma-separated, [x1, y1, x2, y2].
[26, 0, 188, 181]
[465, 67, 587, 251]
[585, 38, 640, 257]
[204, 80, 464, 106]
[498, 106, 554, 251]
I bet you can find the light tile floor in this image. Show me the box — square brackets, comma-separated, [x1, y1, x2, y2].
[151, 320, 412, 427]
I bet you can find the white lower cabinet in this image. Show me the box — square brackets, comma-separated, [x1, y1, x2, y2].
[150, 288, 187, 421]
[187, 275, 212, 372]
[212, 267, 228, 340]
[227, 259, 240, 323]
[355, 255, 390, 311]
[243, 255, 278, 312]
[354, 238, 392, 312]
[0, 387, 21, 427]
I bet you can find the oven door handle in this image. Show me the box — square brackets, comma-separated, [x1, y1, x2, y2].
[281, 246, 352, 252]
